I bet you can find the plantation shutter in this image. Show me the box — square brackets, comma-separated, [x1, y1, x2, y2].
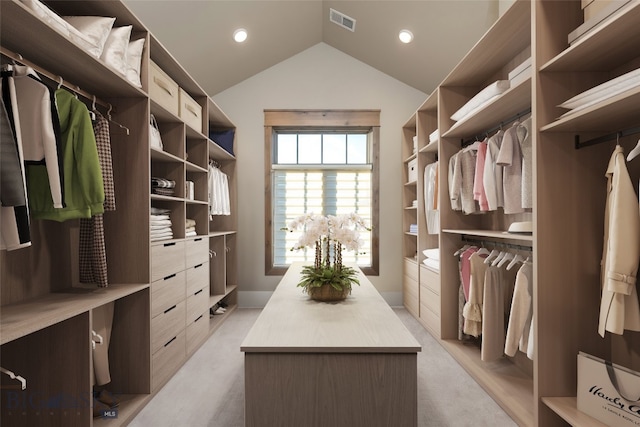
[273, 170, 372, 266]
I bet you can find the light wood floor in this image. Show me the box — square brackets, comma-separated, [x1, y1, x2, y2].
[129, 308, 517, 427]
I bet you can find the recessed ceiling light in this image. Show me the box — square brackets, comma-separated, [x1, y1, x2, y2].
[399, 29, 413, 44]
[233, 28, 248, 43]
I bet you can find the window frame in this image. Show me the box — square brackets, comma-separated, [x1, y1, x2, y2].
[264, 109, 380, 276]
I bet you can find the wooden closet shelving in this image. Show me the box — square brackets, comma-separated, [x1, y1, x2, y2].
[442, 78, 532, 139]
[442, 229, 534, 242]
[535, 1, 640, 426]
[401, 88, 442, 337]
[0, 284, 149, 346]
[403, 1, 640, 426]
[401, 110, 420, 318]
[0, 0, 237, 425]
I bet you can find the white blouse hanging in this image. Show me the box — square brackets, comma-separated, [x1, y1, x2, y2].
[208, 164, 230, 217]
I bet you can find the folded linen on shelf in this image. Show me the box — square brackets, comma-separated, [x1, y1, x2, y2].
[150, 224, 170, 230]
[151, 177, 176, 188]
[429, 129, 439, 143]
[450, 80, 510, 122]
[151, 207, 170, 215]
[149, 219, 171, 228]
[558, 67, 640, 118]
[152, 188, 175, 196]
[150, 228, 173, 238]
[422, 257, 440, 271]
[151, 177, 176, 196]
[151, 235, 173, 242]
[422, 248, 440, 261]
[150, 228, 172, 236]
[150, 214, 170, 220]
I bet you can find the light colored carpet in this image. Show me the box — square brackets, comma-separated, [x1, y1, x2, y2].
[129, 308, 517, 427]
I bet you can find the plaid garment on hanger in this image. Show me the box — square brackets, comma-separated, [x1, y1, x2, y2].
[79, 112, 115, 287]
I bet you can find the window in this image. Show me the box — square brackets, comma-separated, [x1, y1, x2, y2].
[265, 110, 380, 276]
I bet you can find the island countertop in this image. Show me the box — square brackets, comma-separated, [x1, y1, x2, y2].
[241, 262, 421, 353]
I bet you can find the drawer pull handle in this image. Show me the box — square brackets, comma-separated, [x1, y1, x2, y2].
[164, 305, 177, 314]
[163, 242, 176, 247]
[185, 104, 199, 117]
[194, 263, 203, 269]
[153, 76, 173, 96]
[164, 336, 177, 347]
[163, 273, 176, 280]
[194, 289, 203, 296]
[194, 238, 203, 242]
[194, 314, 203, 322]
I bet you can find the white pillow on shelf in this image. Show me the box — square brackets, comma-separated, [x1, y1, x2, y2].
[20, 0, 70, 37]
[126, 38, 145, 88]
[450, 80, 510, 122]
[63, 16, 116, 58]
[100, 25, 132, 76]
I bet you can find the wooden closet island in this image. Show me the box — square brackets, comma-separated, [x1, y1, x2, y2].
[241, 262, 421, 427]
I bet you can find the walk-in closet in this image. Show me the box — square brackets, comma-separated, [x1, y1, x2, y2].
[2, 1, 640, 426]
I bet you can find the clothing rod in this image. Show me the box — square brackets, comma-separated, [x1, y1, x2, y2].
[460, 235, 532, 251]
[0, 46, 110, 109]
[574, 125, 640, 150]
[460, 107, 532, 148]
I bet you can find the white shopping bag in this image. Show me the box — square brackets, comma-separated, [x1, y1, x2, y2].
[577, 352, 640, 426]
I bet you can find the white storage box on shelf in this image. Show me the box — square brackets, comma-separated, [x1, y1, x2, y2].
[407, 158, 417, 182]
[568, 0, 632, 44]
[150, 60, 180, 116]
[508, 57, 532, 86]
[179, 88, 203, 133]
[584, 0, 625, 21]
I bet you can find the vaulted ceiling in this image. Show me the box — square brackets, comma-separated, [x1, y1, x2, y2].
[124, 1, 499, 96]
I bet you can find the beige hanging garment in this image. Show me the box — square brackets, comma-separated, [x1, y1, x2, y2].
[598, 145, 640, 336]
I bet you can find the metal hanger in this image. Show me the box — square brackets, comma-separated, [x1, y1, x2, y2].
[91, 330, 104, 350]
[0, 367, 27, 390]
[627, 132, 640, 162]
[106, 103, 130, 135]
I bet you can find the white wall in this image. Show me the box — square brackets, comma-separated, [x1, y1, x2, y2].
[499, 0, 516, 15]
[213, 42, 426, 307]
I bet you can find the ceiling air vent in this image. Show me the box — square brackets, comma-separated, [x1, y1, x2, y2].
[329, 8, 356, 32]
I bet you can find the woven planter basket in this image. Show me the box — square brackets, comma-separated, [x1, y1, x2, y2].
[308, 284, 350, 302]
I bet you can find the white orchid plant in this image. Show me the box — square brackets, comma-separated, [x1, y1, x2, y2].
[284, 213, 371, 293]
